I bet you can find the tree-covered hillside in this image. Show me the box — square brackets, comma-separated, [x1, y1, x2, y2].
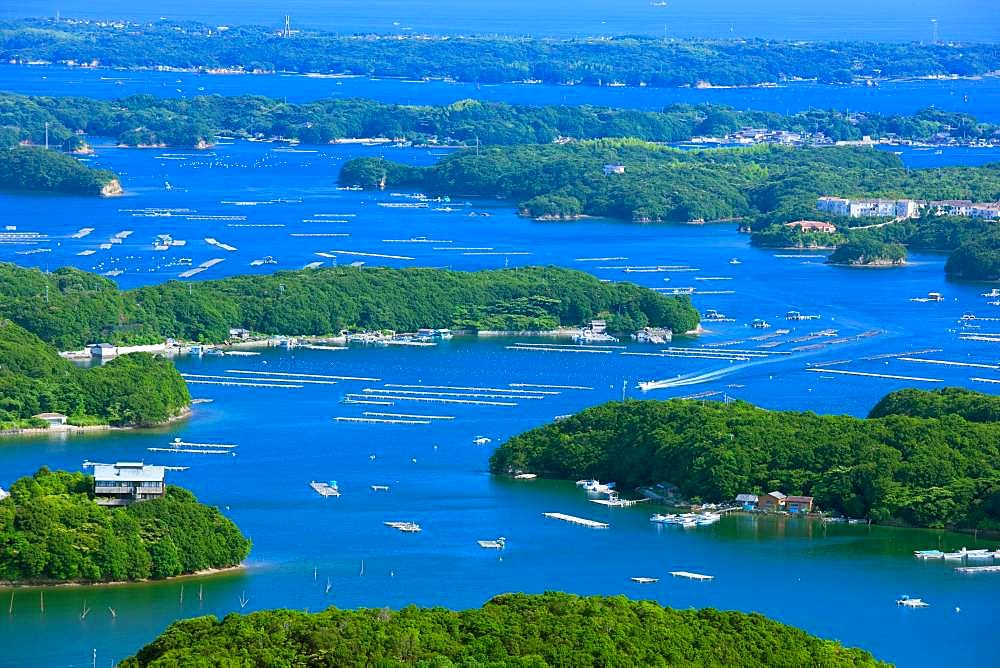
[340, 143, 1000, 224]
[0, 319, 189, 430]
[0, 468, 250, 583]
[3, 92, 996, 148]
[0, 263, 699, 349]
[4, 17, 999, 87]
[490, 392, 1000, 529]
[121, 592, 884, 667]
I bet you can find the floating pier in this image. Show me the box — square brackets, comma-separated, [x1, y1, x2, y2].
[543, 512, 609, 528]
[170, 440, 237, 449]
[897, 357, 998, 370]
[631, 577, 659, 584]
[310, 481, 341, 497]
[183, 379, 304, 388]
[363, 388, 544, 400]
[362, 412, 455, 420]
[181, 373, 339, 385]
[670, 571, 714, 581]
[335, 416, 431, 425]
[227, 370, 380, 382]
[385, 384, 556, 395]
[345, 393, 517, 407]
[511, 383, 593, 391]
[806, 368, 942, 383]
[327, 249, 415, 260]
[507, 346, 613, 354]
[148, 447, 231, 454]
[955, 565, 1000, 574]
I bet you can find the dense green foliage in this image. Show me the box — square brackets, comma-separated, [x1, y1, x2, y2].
[0, 263, 699, 349]
[2, 92, 996, 148]
[490, 393, 1000, 529]
[870, 388, 1000, 423]
[827, 239, 907, 266]
[0, 146, 118, 195]
[0, 320, 189, 429]
[945, 238, 1000, 280]
[121, 592, 883, 667]
[0, 468, 250, 583]
[343, 143, 1000, 223]
[4, 18, 999, 87]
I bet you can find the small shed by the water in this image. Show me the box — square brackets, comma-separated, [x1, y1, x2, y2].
[784, 495, 814, 513]
[32, 412, 67, 427]
[735, 493, 758, 510]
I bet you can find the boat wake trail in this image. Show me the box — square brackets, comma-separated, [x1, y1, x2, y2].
[636, 354, 791, 392]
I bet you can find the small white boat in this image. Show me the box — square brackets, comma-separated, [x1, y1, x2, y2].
[472, 436, 492, 445]
[913, 549, 945, 559]
[897, 596, 929, 608]
[477, 537, 506, 549]
[728, 258, 742, 265]
[370, 485, 390, 492]
[384, 521, 422, 533]
[513, 473, 537, 480]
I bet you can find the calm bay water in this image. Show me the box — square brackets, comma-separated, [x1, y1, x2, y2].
[2, 67, 1000, 667]
[4, 64, 1000, 122]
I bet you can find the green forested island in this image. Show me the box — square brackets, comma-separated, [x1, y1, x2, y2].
[3, 17, 999, 87]
[120, 592, 883, 667]
[0, 263, 699, 349]
[0, 146, 120, 196]
[826, 239, 908, 267]
[341, 143, 1000, 224]
[0, 319, 189, 430]
[490, 390, 1000, 530]
[3, 92, 996, 148]
[0, 468, 250, 584]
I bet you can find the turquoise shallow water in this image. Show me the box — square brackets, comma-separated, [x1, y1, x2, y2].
[2, 69, 1000, 666]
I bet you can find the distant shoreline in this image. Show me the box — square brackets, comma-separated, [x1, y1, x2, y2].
[0, 564, 245, 590]
[0, 406, 192, 439]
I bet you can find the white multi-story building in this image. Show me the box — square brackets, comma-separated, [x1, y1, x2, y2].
[970, 203, 1000, 220]
[93, 462, 167, 506]
[816, 196, 850, 216]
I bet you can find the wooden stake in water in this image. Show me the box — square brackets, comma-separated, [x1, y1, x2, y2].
[239, 592, 249, 609]
[80, 600, 91, 621]
[325, 578, 332, 594]
[108, 607, 117, 619]
[8, 591, 13, 615]
[198, 584, 204, 603]
[39, 591, 44, 614]
[179, 585, 184, 605]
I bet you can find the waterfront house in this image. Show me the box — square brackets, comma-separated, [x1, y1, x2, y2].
[970, 202, 1000, 220]
[93, 462, 166, 506]
[757, 491, 786, 510]
[32, 412, 67, 427]
[735, 493, 758, 510]
[784, 220, 837, 233]
[603, 164, 625, 175]
[228, 327, 251, 341]
[784, 495, 815, 513]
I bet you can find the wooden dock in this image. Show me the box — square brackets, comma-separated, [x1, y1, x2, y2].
[543, 512, 609, 528]
[806, 368, 942, 383]
[335, 416, 431, 425]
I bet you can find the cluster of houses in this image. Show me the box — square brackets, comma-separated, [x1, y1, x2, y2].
[817, 196, 1000, 220]
[735, 491, 815, 514]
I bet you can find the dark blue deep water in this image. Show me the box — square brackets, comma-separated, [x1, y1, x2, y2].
[2, 52, 1000, 668]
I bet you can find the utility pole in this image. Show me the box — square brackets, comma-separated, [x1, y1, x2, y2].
[283, 15, 291, 38]
[44, 122, 49, 150]
[930, 18, 939, 44]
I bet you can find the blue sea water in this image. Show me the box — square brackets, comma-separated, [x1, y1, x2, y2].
[2, 38, 1000, 667]
[4, 64, 1000, 122]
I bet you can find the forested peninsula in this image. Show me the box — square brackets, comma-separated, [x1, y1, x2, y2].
[121, 592, 883, 667]
[490, 389, 1000, 530]
[341, 143, 1000, 224]
[0, 146, 120, 196]
[3, 17, 998, 87]
[0, 263, 699, 349]
[0, 468, 250, 584]
[3, 92, 995, 148]
[0, 319, 189, 431]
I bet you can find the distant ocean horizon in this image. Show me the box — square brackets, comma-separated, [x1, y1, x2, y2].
[5, 0, 999, 43]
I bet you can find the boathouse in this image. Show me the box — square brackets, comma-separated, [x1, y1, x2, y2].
[32, 412, 67, 427]
[757, 491, 786, 510]
[93, 462, 166, 506]
[784, 495, 815, 513]
[735, 493, 758, 510]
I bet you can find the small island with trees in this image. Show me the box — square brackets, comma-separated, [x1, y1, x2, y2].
[490, 389, 1000, 530]
[0, 146, 121, 196]
[119, 592, 883, 667]
[0, 467, 250, 585]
